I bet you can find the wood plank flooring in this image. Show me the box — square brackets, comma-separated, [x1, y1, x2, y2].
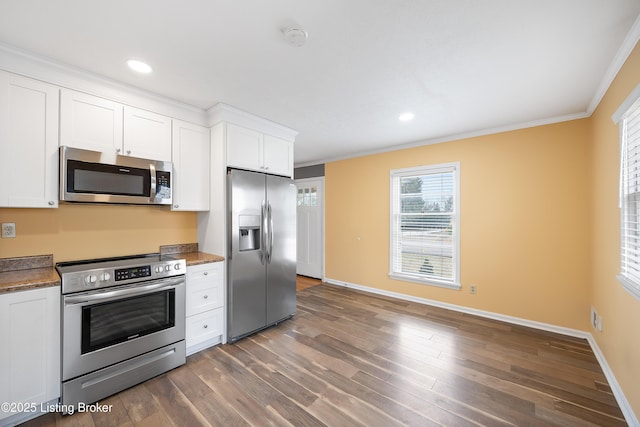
[296, 275, 322, 291]
[22, 283, 625, 426]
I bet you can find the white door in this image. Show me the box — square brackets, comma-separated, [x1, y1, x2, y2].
[296, 178, 323, 279]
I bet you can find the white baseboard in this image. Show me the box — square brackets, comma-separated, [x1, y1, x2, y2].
[324, 277, 639, 426]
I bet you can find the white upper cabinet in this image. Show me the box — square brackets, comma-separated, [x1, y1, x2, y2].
[0, 71, 59, 208]
[60, 89, 172, 162]
[263, 134, 293, 177]
[226, 123, 293, 177]
[172, 120, 210, 211]
[226, 123, 262, 171]
[124, 106, 172, 161]
[60, 89, 123, 154]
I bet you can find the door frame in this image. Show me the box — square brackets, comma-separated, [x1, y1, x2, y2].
[295, 177, 325, 280]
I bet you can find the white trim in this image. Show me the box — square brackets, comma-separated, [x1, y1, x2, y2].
[617, 274, 640, 301]
[324, 277, 639, 426]
[586, 335, 640, 427]
[294, 176, 325, 280]
[389, 273, 461, 290]
[0, 42, 206, 125]
[389, 162, 460, 287]
[206, 103, 298, 141]
[591, 14, 640, 115]
[613, 83, 640, 124]
[298, 112, 589, 168]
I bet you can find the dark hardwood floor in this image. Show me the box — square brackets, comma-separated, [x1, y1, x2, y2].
[22, 282, 625, 426]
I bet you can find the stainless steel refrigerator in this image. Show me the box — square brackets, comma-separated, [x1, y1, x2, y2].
[227, 168, 297, 342]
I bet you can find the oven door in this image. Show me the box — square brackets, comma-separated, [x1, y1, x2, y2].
[62, 276, 185, 381]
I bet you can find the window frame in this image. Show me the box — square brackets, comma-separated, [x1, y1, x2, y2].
[389, 162, 461, 290]
[615, 83, 640, 301]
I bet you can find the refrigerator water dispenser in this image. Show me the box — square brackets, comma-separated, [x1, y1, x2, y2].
[239, 215, 261, 251]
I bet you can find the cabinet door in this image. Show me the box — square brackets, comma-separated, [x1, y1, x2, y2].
[123, 106, 172, 161]
[226, 123, 263, 172]
[0, 287, 60, 422]
[60, 89, 123, 154]
[263, 134, 293, 177]
[0, 71, 59, 208]
[172, 120, 210, 211]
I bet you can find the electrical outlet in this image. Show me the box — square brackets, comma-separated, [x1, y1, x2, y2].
[591, 306, 597, 328]
[597, 315, 603, 332]
[1, 223, 16, 239]
[469, 284, 477, 294]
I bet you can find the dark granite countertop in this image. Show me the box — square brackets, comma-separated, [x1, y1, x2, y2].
[0, 255, 60, 294]
[159, 243, 224, 266]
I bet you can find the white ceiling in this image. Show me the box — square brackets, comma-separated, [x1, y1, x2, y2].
[1, 1, 639, 167]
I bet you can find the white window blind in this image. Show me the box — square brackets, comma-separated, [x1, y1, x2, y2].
[618, 95, 640, 301]
[390, 163, 460, 289]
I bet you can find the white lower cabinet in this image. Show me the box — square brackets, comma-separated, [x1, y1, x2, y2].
[0, 286, 60, 424]
[185, 263, 225, 355]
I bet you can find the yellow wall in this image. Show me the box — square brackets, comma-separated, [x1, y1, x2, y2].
[590, 42, 640, 415]
[326, 40, 640, 417]
[0, 205, 197, 262]
[326, 119, 591, 330]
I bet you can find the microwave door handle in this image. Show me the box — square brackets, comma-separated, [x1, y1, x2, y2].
[149, 163, 157, 202]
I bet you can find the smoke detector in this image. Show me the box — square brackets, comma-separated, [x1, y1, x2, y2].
[282, 26, 308, 47]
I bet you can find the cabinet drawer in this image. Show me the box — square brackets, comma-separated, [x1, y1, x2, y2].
[186, 282, 223, 315]
[187, 262, 222, 283]
[186, 308, 223, 347]
[186, 263, 223, 315]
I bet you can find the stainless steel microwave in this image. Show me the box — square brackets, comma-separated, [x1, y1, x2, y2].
[60, 146, 172, 205]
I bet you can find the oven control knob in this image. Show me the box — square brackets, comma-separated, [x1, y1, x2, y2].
[84, 275, 97, 285]
[99, 273, 111, 281]
[164, 265, 171, 272]
[155, 266, 164, 273]
[174, 263, 181, 271]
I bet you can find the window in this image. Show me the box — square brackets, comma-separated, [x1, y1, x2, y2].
[297, 185, 317, 207]
[390, 162, 460, 289]
[617, 84, 640, 301]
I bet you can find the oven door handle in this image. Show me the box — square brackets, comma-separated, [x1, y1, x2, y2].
[64, 277, 184, 306]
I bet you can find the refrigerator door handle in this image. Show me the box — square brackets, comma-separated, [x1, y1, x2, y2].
[261, 200, 267, 265]
[267, 202, 274, 264]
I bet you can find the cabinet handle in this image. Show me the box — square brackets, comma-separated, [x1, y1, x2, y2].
[203, 272, 208, 276]
[116, 148, 121, 153]
[174, 204, 179, 209]
[265, 166, 269, 170]
[126, 150, 131, 155]
[203, 294, 208, 299]
[203, 324, 208, 329]
[48, 201, 55, 206]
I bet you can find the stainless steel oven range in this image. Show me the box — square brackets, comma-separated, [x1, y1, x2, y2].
[56, 254, 186, 409]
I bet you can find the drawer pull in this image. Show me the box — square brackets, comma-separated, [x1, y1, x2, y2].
[203, 324, 208, 329]
[203, 295, 208, 299]
[203, 272, 208, 276]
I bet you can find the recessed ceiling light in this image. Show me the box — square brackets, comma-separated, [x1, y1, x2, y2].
[398, 112, 415, 122]
[127, 59, 152, 74]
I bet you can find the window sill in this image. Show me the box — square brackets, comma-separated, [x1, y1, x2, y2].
[616, 274, 640, 301]
[389, 273, 461, 290]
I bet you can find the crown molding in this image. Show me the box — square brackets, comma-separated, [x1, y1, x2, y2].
[206, 103, 298, 141]
[588, 14, 640, 114]
[0, 42, 207, 125]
